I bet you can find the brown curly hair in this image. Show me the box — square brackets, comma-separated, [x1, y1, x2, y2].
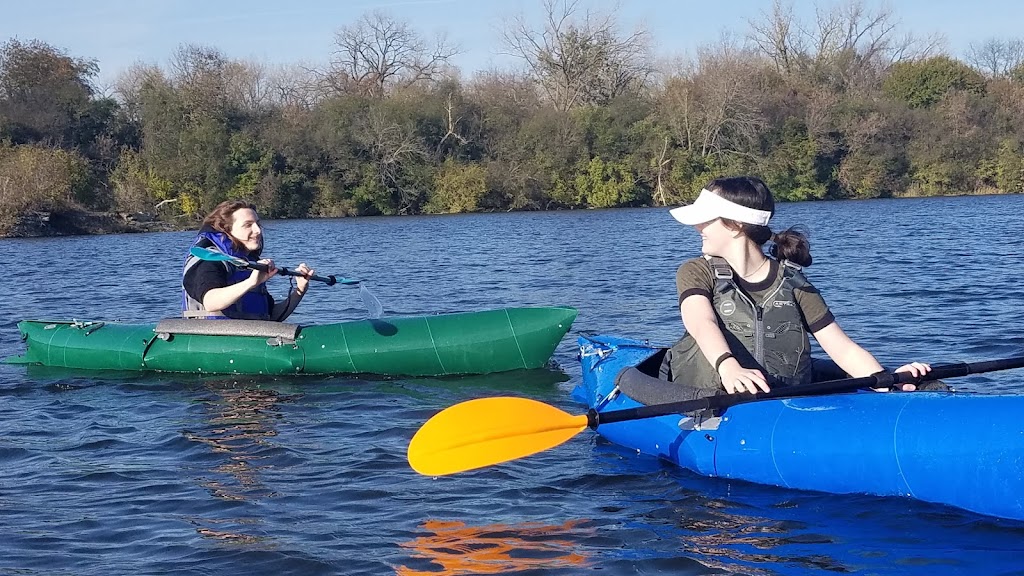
[201, 200, 261, 255]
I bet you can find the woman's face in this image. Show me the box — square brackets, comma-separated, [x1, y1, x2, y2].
[228, 208, 263, 252]
[693, 218, 734, 256]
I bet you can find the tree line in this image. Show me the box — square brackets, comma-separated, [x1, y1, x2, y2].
[2, 0, 1023, 236]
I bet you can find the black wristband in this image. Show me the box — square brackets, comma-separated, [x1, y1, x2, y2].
[714, 352, 735, 374]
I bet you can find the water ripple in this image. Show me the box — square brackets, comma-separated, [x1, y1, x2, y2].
[2, 196, 1024, 574]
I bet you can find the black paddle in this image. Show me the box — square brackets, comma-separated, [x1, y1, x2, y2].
[190, 246, 358, 286]
[189, 246, 384, 318]
[408, 355, 1024, 475]
[591, 356, 1024, 426]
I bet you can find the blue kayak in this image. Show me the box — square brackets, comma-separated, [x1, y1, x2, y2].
[573, 334, 1024, 522]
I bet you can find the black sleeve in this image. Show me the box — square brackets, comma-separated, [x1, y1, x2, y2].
[183, 261, 229, 303]
[676, 258, 714, 305]
[795, 280, 836, 333]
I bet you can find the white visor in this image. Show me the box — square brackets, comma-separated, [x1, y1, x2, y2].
[669, 189, 772, 226]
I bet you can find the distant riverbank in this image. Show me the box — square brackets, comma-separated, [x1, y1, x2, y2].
[4, 209, 184, 238]
[3, 192, 1019, 238]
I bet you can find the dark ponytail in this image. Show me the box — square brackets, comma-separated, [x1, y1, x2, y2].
[770, 226, 812, 267]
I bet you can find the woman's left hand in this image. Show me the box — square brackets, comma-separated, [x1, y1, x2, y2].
[294, 263, 314, 295]
[891, 361, 932, 391]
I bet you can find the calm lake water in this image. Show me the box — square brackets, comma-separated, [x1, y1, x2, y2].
[2, 195, 1023, 575]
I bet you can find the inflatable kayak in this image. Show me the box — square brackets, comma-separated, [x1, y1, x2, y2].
[6, 307, 577, 377]
[574, 334, 1024, 521]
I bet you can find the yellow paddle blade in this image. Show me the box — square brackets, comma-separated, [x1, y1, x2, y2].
[407, 397, 590, 476]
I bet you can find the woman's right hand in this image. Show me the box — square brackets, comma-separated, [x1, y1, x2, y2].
[718, 360, 771, 394]
[248, 259, 277, 285]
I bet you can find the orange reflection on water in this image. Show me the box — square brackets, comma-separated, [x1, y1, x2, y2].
[396, 519, 592, 575]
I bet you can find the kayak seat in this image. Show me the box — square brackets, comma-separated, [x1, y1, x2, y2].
[154, 318, 301, 341]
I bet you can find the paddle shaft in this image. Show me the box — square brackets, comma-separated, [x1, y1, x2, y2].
[589, 356, 1024, 428]
[244, 260, 346, 286]
[188, 245, 380, 317]
[189, 246, 358, 286]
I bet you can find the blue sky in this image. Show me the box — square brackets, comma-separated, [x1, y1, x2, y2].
[3, 0, 1022, 89]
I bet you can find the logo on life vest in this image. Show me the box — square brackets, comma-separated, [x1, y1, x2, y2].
[719, 301, 736, 316]
[772, 300, 795, 308]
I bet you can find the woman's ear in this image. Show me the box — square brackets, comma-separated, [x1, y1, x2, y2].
[721, 219, 745, 237]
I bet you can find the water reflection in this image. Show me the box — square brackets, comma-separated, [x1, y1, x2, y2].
[182, 382, 298, 542]
[638, 495, 865, 573]
[680, 508, 845, 573]
[396, 519, 592, 575]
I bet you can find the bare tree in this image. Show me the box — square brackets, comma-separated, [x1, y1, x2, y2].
[660, 43, 767, 161]
[223, 59, 273, 114]
[353, 107, 426, 212]
[466, 69, 540, 112]
[111, 62, 166, 122]
[501, 0, 653, 111]
[747, 0, 802, 75]
[267, 63, 324, 110]
[748, 0, 942, 91]
[436, 92, 469, 152]
[653, 135, 670, 206]
[966, 38, 1024, 77]
[167, 44, 230, 116]
[328, 10, 459, 98]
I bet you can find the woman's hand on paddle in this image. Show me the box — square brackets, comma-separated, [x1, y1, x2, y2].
[249, 259, 277, 285]
[891, 361, 932, 391]
[293, 263, 314, 294]
[719, 361, 771, 394]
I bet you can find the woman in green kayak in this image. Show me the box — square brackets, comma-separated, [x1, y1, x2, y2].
[182, 200, 314, 320]
[666, 176, 935, 395]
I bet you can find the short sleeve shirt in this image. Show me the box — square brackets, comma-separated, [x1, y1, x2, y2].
[183, 260, 231, 303]
[183, 260, 274, 311]
[675, 257, 835, 333]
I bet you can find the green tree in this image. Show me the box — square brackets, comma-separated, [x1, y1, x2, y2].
[883, 56, 986, 108]
[574, 156, 638, 208]
[762, 119, 830, 201]
[0, 39, 97, 146]
[426, 158, 487, 213]
[994, 139, 1024, 192]
[1012, 62, 1024, 83]
[0, 142, 90, 234]
[906, 92, 988, 195]
[834, 101, 912, 198]
[110, 148, 175, 213]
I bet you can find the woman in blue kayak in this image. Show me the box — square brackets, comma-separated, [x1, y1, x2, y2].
[667, 176, 935, 395]
[182, 200, 314, 320]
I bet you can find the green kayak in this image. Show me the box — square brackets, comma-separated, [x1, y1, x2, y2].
[7, 307, 578, 377]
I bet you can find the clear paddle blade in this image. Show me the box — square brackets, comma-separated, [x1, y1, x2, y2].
[360, 284, 383, 319]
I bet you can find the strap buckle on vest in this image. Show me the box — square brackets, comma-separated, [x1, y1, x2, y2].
[707, 256, 733, 280]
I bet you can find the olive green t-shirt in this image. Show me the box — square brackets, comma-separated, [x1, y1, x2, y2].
[675, 257, 835, 333]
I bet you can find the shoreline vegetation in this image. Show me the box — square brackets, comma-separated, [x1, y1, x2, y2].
[2, 0, 1024, 238]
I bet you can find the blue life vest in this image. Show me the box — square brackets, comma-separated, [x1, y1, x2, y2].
[181, 230, 271, 320]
